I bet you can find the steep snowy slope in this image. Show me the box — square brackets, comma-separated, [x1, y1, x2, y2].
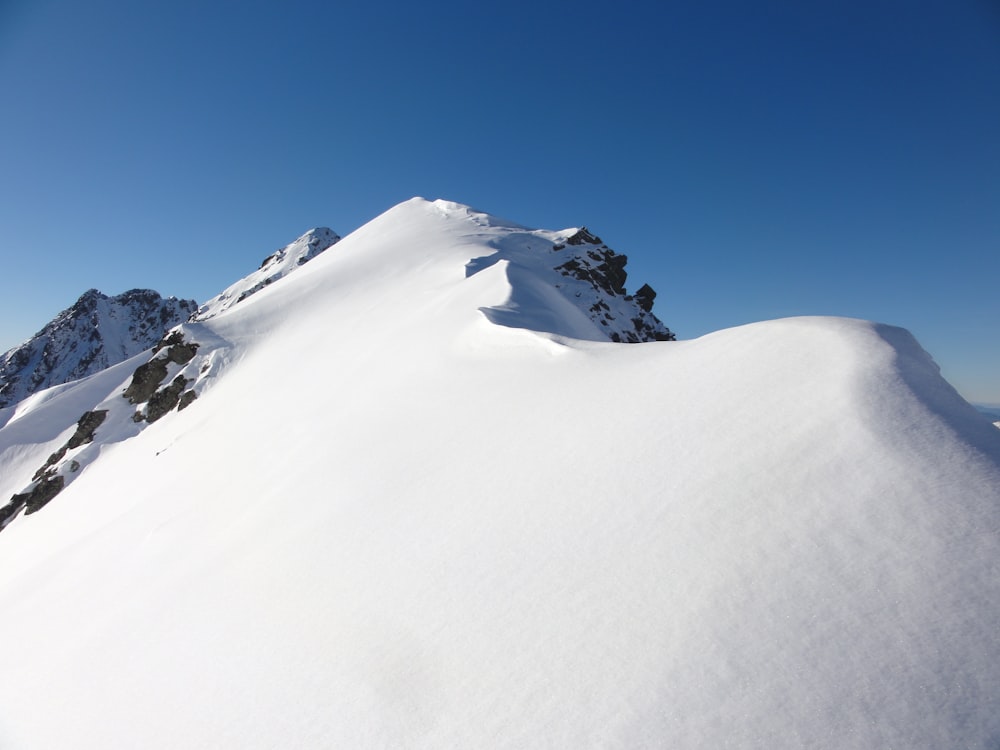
[0, 289, 196, 408]
[192, 226, 340, 320]
[0, 198, 997, 749]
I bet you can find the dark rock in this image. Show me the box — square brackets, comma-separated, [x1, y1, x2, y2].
[123, 357, 169, 405]
[177, 390, 198, 411]
[153, 331, 200, 365]
[556, 258, 581, 274]
[17, 474, 66, 515]
[152, 331, 184, 354]
[598, 253, 628, 296]
[145, 375, 190, 423]
[634, 284, 656, 313]
[124, 328, 197, 409]
[33, 447, 67, 481]
[165, 341, 199, 365]
[0, 500, 23, 529]
[564, 228, 603, 246]
[67, 410, 108, 449]
[555, 247, 628, 297]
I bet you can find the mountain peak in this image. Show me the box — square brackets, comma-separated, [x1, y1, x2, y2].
[0, 289, 197, 409]
[324, 197, 674, 342]
[0, 200, 998, 749]
[193, 226, 341, 321]
[76, 287, 103, 301]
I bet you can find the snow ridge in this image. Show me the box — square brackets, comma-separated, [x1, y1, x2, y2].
[0, 289, 197, 409]
[467, 224, 674, 342]
[0, 200, 674, 530]
[192, 227, 340, 321]
[1, 198, 997, 749]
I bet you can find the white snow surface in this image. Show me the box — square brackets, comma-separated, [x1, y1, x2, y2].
[0, 198, 998, 748]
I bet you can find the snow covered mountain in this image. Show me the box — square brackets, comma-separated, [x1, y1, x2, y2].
[0, 288, 197, 409]
[0, 198, 997, 749]
[192, 226, 340, 320]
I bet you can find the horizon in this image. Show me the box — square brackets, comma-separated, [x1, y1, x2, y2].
[1, 0, 998, 402]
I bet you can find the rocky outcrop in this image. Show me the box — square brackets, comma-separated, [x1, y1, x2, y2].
[122, 358, 170, 406]
[0, 289, 197, 408]
[0, 327, 207, 531]
[145, 375, 190, 423]
[178, 390, 198, 411]
[16, 474, 65, 516]
[124, 331, 200, 423]
[67, 410, 108, 449]
[552, 228, 674, 343]
[1, 408, 110, 526]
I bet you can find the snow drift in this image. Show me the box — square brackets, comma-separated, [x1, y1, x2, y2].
[0, 198, 997, 749]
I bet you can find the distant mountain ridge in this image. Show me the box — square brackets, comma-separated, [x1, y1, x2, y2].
[0, 289, 196, 409]
[0, 228, 343, 411]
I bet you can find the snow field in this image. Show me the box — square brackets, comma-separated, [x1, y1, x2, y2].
[0, 198, 998, 748]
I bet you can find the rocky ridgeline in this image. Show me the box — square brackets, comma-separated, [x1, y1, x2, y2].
[551, 229, 674, 343]
[193, 227, 340, 321]
[0, 410, 107, 526]
[0, 289, 197, 409]
[0, 328, 211, 531]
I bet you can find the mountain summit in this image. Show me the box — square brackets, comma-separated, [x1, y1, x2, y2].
[0, 198, 997, 749]
[0, 288, 196, 408]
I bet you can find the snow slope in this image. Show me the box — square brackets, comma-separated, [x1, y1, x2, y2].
[0, 198, 997, 749]
[192, 226, 340, 320]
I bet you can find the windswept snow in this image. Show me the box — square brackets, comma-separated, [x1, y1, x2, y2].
[0, 198, 997, 749]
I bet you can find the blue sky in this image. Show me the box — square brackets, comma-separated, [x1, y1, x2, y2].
[1, 0, 998, 402]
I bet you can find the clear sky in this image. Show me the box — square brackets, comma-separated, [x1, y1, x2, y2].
[2, 0, 998, 402]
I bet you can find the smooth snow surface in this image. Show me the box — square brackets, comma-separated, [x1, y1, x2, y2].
[0, 198, 998, 749]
